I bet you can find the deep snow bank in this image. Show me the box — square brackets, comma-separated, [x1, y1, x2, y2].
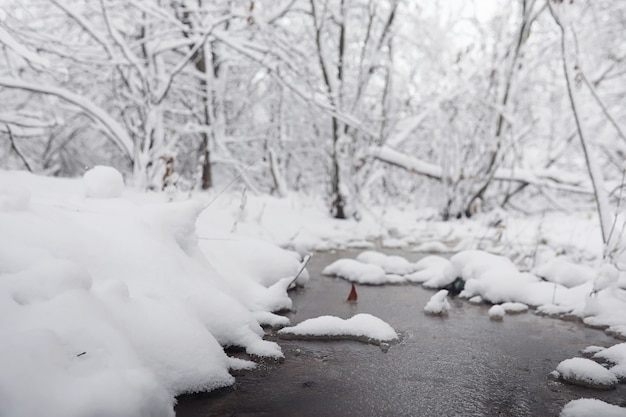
[0, 169, 306, 416]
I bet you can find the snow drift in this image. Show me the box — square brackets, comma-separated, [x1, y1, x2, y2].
[0, 169, 306, 417]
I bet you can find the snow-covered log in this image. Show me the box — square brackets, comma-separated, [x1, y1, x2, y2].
[370, 146, 592, 194]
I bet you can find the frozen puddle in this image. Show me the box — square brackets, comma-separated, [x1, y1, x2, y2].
[176, 250, 626, 417]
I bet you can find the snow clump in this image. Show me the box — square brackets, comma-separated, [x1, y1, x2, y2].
[489, 305, 505, 321]
[501, 302, 528, 314]
[560, 399, 626, 417]
[83, 165, 124, 198]
[277, 313, 398, 344]
[556, 357, 618, 390]
[322, 258, 387, 284]
[356, 250, 417, 275]
[424, 290, 451, 316]
[536, 257, 596, 288]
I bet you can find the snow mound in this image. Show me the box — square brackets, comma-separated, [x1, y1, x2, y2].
[489, 305, 505, 320]
[322, 258, 388, 285]
[356, 250, 416, 275]
[424, 290, 451, 315]
[561, 399, 626, 417]
[469, 295, 483, 304]
[277, 313, 398, 343]
[581, 346, 605, 356]
[0, 170, 304, 416]
[501, 302, 528, 313]
[83, 165, 124, 198]
[610, 364, 626, 382]
[407, 255, 451, 284]
[556, 358, 618, 390]
[593, 343, 626, 365]
[201, 237, 309, 288]
[536, 258, 595, 288]
[0, 186, 30, 211]
[412, 241, 450, 253]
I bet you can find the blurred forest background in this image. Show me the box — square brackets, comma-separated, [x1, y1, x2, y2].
[0, 0, 624, 222]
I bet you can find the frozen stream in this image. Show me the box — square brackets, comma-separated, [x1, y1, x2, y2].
[176, 250, 626, 416]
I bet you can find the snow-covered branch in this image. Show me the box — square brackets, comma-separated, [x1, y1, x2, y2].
[0, 77, 133, 158]
[370, 146, 592, 194]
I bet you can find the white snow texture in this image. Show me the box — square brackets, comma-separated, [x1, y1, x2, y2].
[0, 168, 307, 417]
[278, 313, 398, 342]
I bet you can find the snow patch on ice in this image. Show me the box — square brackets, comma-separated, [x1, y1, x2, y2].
[489, 305, 505, 320]
[277, 313, 398, 343]
[561, 399, 626, 417]
[424, 290, 451, 315]
[556, 357, 618, 390]
[356, 250, 416, 275]
[501, 302, 528, 313]
[322, 258, 387, 285]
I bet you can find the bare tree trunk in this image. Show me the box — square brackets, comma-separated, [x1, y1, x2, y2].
[197, 43, 213, 190]
[311, 0, 347, 219]
[466, 0, 542, 216]
[548, 2, 612, 244]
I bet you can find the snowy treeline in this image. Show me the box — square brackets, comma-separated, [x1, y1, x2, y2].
[1, 0, 625, 220]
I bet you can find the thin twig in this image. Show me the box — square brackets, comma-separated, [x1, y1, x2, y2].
[5, 124, 33, 172]
[200, 159, 259, 213]
[288, 254, 312, 288]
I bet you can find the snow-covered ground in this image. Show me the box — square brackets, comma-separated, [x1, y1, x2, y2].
[3, 168, 626, 416]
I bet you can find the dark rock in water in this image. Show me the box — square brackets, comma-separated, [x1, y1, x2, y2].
[443, 277, 465, 296]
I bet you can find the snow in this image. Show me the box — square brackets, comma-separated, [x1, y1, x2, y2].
[0, 78, 134, 157]
[5, 166, 626, 415]
[593, 343, 626, 365]
[561, 399, 626, 417]
[322, 258, 387, 285]
[0, 169, 310, 417]
[536, 257, 596, 288]
[501, 302, 529, 313]
[469, 295, 483, 303]
[356, 250, 417, 275]
[556, 357, 618, 389]
[0, 185, 30, 211]
[424, 289, 451, 315]
[83, 165, 125, 198]
[277, 313, 398, 343]
[581, 345, 606, 356]
[407, 255, 452, 285]
[489, 305, 505, 320]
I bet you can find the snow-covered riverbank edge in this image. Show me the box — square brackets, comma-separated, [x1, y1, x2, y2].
[0, 169, 310, 417]
[2, 168, 626, 416]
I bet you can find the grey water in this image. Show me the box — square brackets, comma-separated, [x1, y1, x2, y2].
[175, 250, 626, 417]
